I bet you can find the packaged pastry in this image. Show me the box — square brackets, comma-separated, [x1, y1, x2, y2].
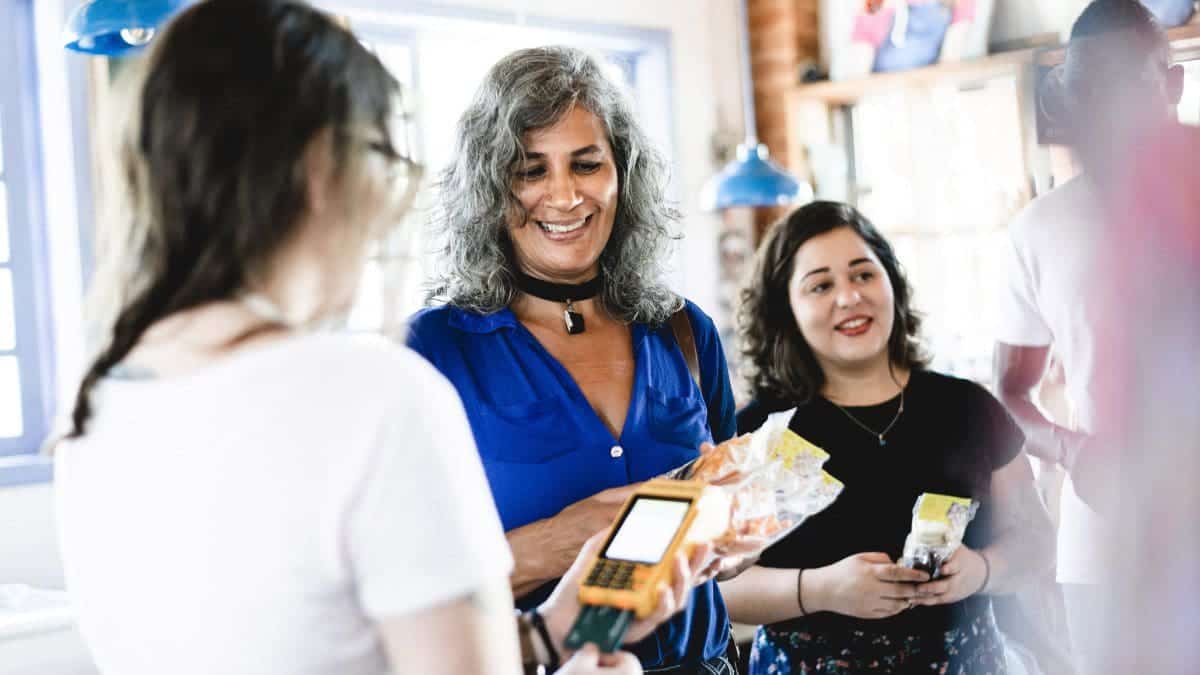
[670, 409, 844, 551]
[900, 493, 979, 579]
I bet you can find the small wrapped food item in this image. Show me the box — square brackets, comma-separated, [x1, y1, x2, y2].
[900, 493, 979, 579]
[781, 471, 844, 518]
[689, 435, 758, 484]
[671, 408, 845, 552]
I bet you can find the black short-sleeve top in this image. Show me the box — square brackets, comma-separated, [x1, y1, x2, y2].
[736, 369, 1025, 635]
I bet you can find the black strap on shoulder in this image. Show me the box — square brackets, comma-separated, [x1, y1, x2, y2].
[668, 307, 701, 391]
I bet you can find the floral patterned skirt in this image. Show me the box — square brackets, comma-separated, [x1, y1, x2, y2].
[748, 611, 1007, 675]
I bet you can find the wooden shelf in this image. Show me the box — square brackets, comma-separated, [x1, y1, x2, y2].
[790, 49, 1034, 106]
[790, 21, 1200, 107]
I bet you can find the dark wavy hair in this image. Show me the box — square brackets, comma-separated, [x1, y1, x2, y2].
[738, 201, 928, 404]
[69, 0, 407, 438]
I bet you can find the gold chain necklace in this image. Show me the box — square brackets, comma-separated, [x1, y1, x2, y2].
[826, 372, 907, 446]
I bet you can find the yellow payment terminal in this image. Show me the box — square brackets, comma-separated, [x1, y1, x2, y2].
[565, 479, 726, 653]
[579, 479, 707, 617]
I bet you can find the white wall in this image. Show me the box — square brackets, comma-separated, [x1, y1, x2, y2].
[0, 484, 62, 589]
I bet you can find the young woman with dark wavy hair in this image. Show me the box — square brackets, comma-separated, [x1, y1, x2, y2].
[719, 202, 1055, 674]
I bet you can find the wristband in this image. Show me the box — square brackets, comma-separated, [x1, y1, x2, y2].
[527, 606, 561, 672]
[976, 550, 992, 595]
[796, 568, 809, 617]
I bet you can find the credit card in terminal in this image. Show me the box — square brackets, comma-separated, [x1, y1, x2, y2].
[563, 604, 635, 653]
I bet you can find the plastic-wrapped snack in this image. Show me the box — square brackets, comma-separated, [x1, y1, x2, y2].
[667, 408, 844, 552]
[721, 482, 786, 544]
[762, 432, 830, 496]
[664, 435, 760, 484]
[684, 486, 736, 544]
[665, 408, 818, 486]
[900, 493, 979, 579]
[716, 469, 845, 549]
[781, 471, 844, 517]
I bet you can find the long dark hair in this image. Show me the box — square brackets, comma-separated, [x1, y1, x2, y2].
[69, 0, 404, 438]
[738, 201, 928, 404]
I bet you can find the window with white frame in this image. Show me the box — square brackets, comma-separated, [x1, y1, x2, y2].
[0, 0, 54, 462]
[340, 8, 675, 332]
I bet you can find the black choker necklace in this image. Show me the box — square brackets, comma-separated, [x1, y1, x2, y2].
[513, 270, 602, 335]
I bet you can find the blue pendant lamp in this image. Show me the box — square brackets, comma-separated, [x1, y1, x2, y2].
[63, 0, 190, 56]
[701, 0, 812, 211]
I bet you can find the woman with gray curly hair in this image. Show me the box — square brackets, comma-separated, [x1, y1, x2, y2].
[407, 46, 744, 673]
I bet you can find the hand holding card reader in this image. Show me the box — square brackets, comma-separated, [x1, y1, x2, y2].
[564, 479, 727, 653]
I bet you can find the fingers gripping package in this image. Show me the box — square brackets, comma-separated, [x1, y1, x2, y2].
[667, 409, 844, 548]
[900, 493, 979, 579]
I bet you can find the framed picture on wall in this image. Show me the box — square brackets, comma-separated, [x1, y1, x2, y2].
[829, 0, 995, 81]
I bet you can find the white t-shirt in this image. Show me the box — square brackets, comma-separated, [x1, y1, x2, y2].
[55, 335, 513, 675]
[996, 176, 1108, 585]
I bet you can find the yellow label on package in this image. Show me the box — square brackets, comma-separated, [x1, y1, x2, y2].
[770, 430, 829, 470]
[916, 493, 973, 525]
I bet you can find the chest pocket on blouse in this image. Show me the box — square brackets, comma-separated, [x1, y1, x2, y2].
[646, 386, 711, 452]
[474, 395, 584, 464]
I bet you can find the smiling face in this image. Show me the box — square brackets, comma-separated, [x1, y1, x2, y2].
[508, 105, 619, 284]
[788, 226, 896, 374]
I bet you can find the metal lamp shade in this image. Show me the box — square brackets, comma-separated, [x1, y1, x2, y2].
[63, 0, 189, 56]
[701, 143, 812, 211]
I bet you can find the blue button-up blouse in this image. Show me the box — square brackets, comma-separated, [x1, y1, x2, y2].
[406, 299, 736, 668]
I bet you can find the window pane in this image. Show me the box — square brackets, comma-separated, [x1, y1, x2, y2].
[0, 108, 5, 174]
[0, 182, 8, 263]
[0, 356, 23, 438]
[0, 268, 13, 350]
[374, 44, 414, 90]
[346, 258, 383, 332]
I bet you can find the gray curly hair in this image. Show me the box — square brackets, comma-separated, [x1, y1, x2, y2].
[426, 45, 681, 324]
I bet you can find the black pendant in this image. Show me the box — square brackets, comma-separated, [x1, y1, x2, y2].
[564, 309, 586, 334]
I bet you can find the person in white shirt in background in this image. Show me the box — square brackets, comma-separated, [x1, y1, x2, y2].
[994, 1, 1184, 673]
[51, 1, 707, 673]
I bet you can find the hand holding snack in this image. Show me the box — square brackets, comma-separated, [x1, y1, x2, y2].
[900, 493, 979, 579]
[912, 546, 989, 607]
[670, 410, 845, 560]
[806, 552, 929, 619]
[708, 533, 770, 582]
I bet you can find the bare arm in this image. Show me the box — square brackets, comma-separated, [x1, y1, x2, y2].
[718, 565, 804, 625]
[994, 343, 1068, 463]
[721, 554, 929, 626]
[508, 520, 573, 598]
[508, 485, 640, 599]
[978, 451, 1057, 594]
[379, 575, 521, 675]
[914, 451, 1057, 604]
